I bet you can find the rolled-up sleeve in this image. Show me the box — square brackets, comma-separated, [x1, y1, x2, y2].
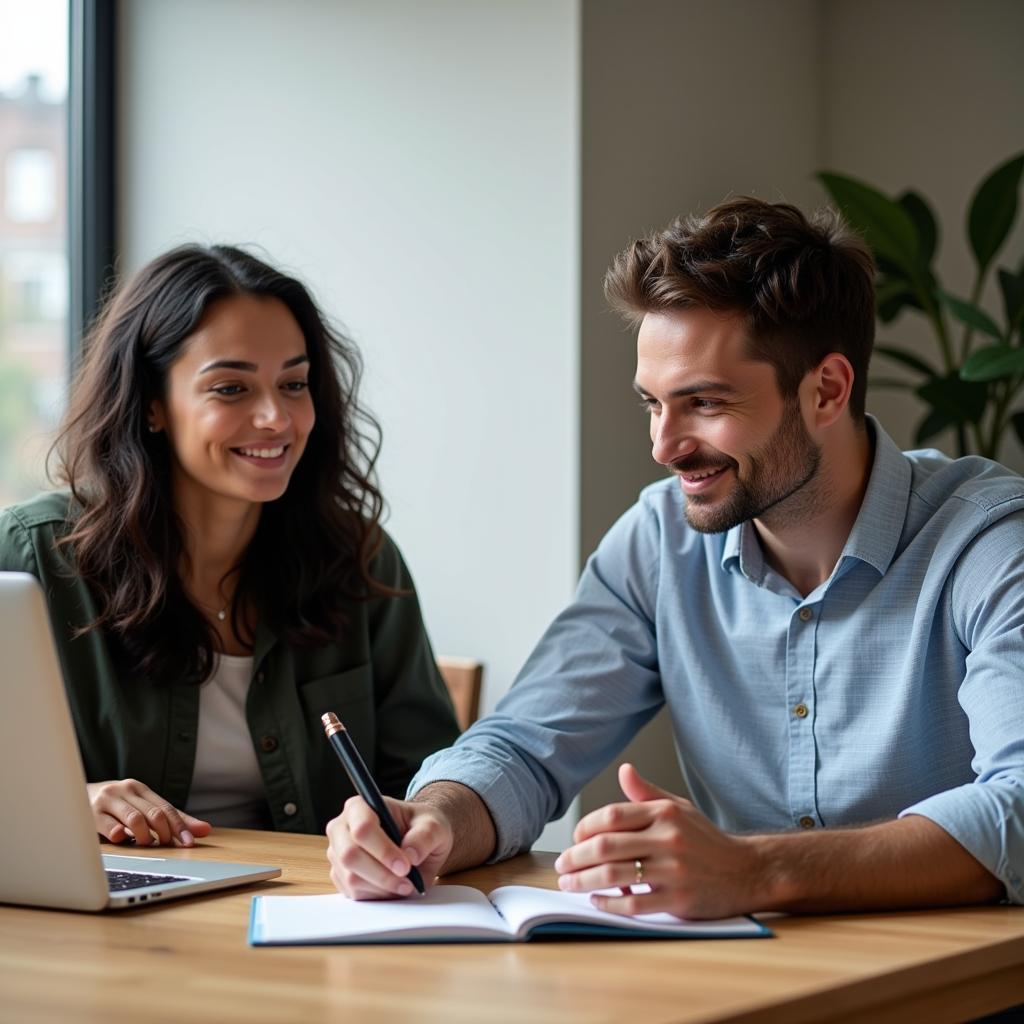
[900, 513, 1024, 904]
[409, 497, 666, 860]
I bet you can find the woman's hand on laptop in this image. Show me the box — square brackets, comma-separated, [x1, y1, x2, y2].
[87, 779, 212, 847]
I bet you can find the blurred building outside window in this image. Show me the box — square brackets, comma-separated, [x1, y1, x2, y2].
[0, 0, 69, 505]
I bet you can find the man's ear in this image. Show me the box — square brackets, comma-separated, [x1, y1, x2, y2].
[805, 353, 854, 428]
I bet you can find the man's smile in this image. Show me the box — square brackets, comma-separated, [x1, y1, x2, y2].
[669, 458, 735, 495]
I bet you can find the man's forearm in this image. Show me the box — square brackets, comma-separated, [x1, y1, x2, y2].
[412, 781, 497, 875]
[750, 814, 1004, 912]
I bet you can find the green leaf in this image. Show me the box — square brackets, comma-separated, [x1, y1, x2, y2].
[939, 291, 1004, 341]
[818, 172, 922, 277]
[915, 408, 955, 446]
[916, 372, 987, 422]
[960, 344, 1024, 382]
[874, 344, 938, 378]
[876, 253, 909, 280]
[968, 153, 1024, 278]
[998, 268, 1024, 335]
[875, 276, 920, 323]
[1012, 412, 1024, 447]
[874, 255, 938, 296]
[898, 190, 938, 266]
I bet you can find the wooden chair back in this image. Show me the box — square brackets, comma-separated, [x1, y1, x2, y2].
[436, 656, 483, 732]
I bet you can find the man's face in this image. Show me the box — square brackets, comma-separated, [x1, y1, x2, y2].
[634, 308, 821, 534]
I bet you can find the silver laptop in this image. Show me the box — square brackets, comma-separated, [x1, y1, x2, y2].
[0, 571, 281, 910]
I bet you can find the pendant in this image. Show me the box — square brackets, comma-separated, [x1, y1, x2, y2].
[217, 609, 227, 621]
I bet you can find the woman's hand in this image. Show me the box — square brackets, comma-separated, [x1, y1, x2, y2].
[86, 779, 212, 847]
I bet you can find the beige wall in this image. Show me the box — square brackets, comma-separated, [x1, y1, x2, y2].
[824, 0, 1024, 470]
[578, 0, 824, 813]
[577, 0, 1024, 816]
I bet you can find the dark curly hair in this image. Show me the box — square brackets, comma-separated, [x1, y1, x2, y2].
[51, 244, 389, 686]
[604, 197, 876, 419]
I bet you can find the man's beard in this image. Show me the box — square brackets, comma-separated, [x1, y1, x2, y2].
[677, 402, 823, 535]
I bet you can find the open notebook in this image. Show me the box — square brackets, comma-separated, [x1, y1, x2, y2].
[249, 884, 771, 945]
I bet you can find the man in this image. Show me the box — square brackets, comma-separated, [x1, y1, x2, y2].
[328, 197, 1023, 917]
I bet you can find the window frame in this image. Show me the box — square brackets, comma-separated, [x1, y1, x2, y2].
[68, 0, 116, 366]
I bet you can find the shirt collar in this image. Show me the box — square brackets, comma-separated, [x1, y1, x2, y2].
[836, 415, 912, 575]
[720, 415, 912, 582]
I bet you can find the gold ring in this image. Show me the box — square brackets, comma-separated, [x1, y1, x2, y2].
[634, 858, 643, 885]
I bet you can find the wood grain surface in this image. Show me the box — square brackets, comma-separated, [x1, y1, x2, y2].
[0, 828, 1021, 1024]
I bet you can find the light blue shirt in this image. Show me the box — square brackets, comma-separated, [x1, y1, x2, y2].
[411, 420, 1024, 902]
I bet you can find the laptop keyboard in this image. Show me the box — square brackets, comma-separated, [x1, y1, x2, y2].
[105, 869, 192, 892]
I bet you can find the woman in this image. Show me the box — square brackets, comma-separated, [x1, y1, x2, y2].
[0, 244, 459, 846]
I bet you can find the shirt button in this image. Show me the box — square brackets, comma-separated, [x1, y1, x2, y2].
[260, 735, 278, 753]
[283, 802, 298, 817]
[794, 703, 809, 718]
[799, 607, 813, 621]
[799, 816, 815, 829]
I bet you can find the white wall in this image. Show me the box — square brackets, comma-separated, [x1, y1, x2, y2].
[119, 0, 581, 731]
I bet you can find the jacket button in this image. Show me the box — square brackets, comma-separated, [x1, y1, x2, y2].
[283, 802, 298, 816]
[260, 735, 278, 753]
[799, 816, 815, 829]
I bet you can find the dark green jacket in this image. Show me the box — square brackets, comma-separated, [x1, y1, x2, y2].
[0, 492, 460, 834]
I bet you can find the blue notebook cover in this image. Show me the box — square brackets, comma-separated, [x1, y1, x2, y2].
[248, 885, 772, 946]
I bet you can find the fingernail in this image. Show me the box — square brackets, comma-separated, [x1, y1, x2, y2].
[558, 876, 571, 891]
[405, 847, 420, 865]
[180, 830, 194, 846]
[391, 857, 408, 874]
[553, 856, 564, 872]
[397, 881, 413, 896]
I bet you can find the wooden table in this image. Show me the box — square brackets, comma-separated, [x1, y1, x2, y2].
[0, 828, 1021, 1023]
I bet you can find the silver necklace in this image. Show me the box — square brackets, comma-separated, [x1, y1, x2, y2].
[195, 596, 230, 621]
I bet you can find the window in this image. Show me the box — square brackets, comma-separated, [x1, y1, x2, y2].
[0, 0, 114, 506]
[0, 0, 69, 503]
[6, 149, 58, 223]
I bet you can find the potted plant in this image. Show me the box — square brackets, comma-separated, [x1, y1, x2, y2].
[818, 154, 1024, 459]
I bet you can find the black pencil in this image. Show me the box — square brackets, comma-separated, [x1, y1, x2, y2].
[321, 711, 425, 894]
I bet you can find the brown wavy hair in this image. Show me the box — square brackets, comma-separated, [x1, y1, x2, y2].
[604, 197, 876, 419]
[52, 244, 389, 686]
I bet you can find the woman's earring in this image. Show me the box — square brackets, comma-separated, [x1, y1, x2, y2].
[147, 424, 159, 433]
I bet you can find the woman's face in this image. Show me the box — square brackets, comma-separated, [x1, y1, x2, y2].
[149, 293, 316, 515]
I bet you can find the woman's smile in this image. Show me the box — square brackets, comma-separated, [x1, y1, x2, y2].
[230, 442, 291, 468]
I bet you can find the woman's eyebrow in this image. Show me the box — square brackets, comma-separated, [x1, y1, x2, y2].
[199, 354, 309, 374]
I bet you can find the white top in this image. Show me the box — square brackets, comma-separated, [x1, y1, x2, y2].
[186, 653, 269, 828]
